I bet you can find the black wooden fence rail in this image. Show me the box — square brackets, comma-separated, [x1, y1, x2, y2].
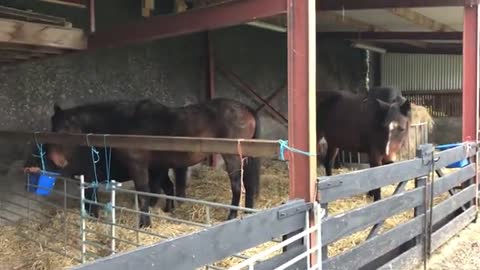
[318, 142, 478, 270]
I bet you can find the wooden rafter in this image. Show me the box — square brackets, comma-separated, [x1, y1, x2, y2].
[322, 11, 428, 48]
[0, 18, 86, 50]
[39, 0, 86, 8]
[323, 12, 383, 31]
[389, 8, 456, 31]
[0, 43, 64, 54]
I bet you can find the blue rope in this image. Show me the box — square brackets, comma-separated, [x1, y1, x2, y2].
[278, 139, 316, 161]
[32, 132, 46, 171]
[104, 202, 113, 213]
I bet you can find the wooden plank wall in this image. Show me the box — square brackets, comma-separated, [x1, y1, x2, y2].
[403, 90, 462, 117]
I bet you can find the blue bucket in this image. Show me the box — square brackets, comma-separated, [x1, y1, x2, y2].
[435, 143, 469, 168]
[27, 171, 60, 196]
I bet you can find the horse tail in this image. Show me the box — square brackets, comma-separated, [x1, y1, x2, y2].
[244, 108, 262, 199]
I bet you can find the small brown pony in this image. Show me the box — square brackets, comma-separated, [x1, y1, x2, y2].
[48, 98, 261, 227]
[317, 89, 412, 201]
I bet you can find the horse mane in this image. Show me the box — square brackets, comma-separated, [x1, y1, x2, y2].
[59, 99, 152, 116]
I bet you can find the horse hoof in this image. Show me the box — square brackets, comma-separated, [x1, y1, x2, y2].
[227, 212, 237, 220]
[139, 216, 152, 228]
[162, 201, 175, 213]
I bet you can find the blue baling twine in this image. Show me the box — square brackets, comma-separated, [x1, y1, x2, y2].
[104, 202, 113, 213]
[278, 139, 316, 161]
[84, 134, 114, 214]
[32, 132, 46, 171]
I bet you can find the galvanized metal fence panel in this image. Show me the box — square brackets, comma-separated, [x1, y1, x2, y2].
[72, 200, 312, 270]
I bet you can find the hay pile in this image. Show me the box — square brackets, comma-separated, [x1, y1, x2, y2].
[397, 103, 435, 160]
[0, 161, 453, 269]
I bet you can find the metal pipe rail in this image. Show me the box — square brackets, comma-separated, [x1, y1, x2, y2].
[0, 130, 280, 158]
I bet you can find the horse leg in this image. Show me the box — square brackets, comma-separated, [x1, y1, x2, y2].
[84, 187, 100, 218]
[158, 169, 175, 212]
[174, 167, 188, 198]
[148, 168, 174, 212]
[324, 146, 339, 176]
[222, 154, 243, 220]
[242, 156, 261, 210]
[367, 151, 383, 201]
[129, 163, 152, 228]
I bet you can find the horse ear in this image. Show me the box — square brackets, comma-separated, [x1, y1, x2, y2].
[374, 98, 391, 112]
[400, 99, 412, 116]
[54, 103, 62, 114]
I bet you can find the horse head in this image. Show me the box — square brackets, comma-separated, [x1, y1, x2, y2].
[47, 103, 83, 169]
[374, 98, 412, 159]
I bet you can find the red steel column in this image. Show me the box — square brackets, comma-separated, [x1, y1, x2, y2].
[287, 0, 317, 264]
[287, 0, 317, 202]
[463, 3, 479, 204]
[462, 4, 478, 142]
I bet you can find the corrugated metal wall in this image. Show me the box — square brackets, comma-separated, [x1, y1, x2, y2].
[381, 53, 462, 91]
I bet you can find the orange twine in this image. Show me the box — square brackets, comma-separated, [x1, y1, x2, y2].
[237, 139, 246, 194]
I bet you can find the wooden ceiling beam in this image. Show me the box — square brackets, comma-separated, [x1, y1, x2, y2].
[39, 0, 86, 8]
[322, 12, 428, 48]
[389, 8, 456, 31]
[322, 12, 382, 31]
[0, 6, 70, 27]
[0, 43, 65, 54]
[0, 18, 86, 50]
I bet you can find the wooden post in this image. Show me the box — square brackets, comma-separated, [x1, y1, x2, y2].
[287, 0, 317, 265]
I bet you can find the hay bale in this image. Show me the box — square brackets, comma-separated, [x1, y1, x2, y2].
[397, 103, 435, 160]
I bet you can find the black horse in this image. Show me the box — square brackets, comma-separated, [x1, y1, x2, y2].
[48, 98, 261, 227]
[317, 88, 412, 201]
[25, 100, 188, 221]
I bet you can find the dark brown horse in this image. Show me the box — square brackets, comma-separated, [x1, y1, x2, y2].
[48, 98, 261, 227]
[317, 89, 412, 201]
[37, 100, 188, 220]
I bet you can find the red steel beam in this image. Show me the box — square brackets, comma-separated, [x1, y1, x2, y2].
[317, 31, 462, 41]
[255, 82, 286, 113]
[317, 0, 476, 10]
[462, 5, 478, 142]
[88, 0, 288, 50]
[217, 64, 288, 126]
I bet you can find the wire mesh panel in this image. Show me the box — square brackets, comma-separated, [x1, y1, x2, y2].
[336, 122, 430, 169]
[0, 171, 289, 270]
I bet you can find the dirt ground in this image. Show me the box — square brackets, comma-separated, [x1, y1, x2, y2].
[416, 220, 480, 270]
